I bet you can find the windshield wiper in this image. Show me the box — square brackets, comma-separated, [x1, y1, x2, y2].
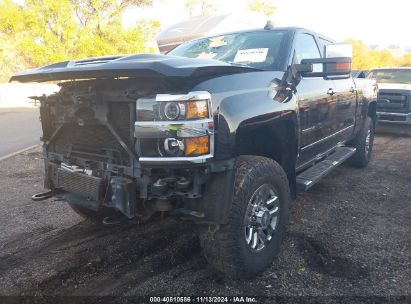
[226, 61, 263, 70]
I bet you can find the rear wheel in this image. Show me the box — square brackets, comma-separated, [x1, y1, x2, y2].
[199, 155, 290, 279]
[349, 117, 375, 168]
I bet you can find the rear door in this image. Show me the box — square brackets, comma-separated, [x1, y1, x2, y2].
[330, 78, 357, 139]
[293, 32, 337, 167]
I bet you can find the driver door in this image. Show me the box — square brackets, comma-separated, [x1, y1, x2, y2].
[293, 32, 338, 167]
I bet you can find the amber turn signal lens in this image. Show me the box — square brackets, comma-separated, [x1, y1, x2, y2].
[187, 100, 209, 119]
[185, 136, 209, 156]
[334, 62, 351, 70]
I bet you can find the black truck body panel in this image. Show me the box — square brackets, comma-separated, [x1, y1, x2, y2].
[12, 27, 377, 224]
[10, 54, 258, 83]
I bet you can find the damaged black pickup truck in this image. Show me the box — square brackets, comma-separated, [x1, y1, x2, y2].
[12, 26, 377, 279]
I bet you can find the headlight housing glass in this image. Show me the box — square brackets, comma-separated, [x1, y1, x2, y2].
[137, 98, 210, 121]
[187, 100, 208, 119]
[159, 100, 208, 120]
[163, 102, 183, 120]
[135, 91, 213, 161]
[184, 136, 209, 156]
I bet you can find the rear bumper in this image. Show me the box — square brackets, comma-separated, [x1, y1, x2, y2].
[377, 111, 411, 124]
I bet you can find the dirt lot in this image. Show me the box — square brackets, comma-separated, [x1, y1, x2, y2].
[0, 135, 410, 301]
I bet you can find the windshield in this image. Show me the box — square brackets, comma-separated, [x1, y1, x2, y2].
[168, 31, 286, 70]
[367, 69, 411, 84]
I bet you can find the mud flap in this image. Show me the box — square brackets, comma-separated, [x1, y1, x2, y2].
[191, 168, 235, 224]
[108, 177, 137, 218]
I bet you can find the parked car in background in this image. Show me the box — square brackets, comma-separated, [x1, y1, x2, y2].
[367, 68, 411, 133]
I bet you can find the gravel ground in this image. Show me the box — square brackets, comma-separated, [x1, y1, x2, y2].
[0, 135, 410, 302]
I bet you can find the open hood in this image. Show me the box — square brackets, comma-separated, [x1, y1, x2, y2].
[10, 54, 256, 83]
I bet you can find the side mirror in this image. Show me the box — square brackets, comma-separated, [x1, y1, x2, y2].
[298, 43, 352, 79]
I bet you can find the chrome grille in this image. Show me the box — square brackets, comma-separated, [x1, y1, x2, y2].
[377, 91, 409, 113]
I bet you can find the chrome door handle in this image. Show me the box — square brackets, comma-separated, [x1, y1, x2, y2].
[350, 87, 357, 93]
[327, 88, 338, 95]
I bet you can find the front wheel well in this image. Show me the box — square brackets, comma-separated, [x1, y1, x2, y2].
[235, 120, 297, 198]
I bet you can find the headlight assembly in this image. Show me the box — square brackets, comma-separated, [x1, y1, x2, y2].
[135, 91, 214, 163]
[163, 102, 184, 120]
[137, 92, 211, 122]
[187, 100, 208, 119]
[158, 136, 210, 157]
[158, 100, 208, 121]
[184, 136, 209, 156]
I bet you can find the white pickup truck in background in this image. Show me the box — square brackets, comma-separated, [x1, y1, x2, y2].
[367, 68, 411, 133]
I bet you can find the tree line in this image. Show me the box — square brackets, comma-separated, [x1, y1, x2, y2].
[0, 0, 409, 82]
[346, 39, 411, 71]
[0, 0, 159, 82]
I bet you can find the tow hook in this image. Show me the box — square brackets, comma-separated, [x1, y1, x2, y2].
[31, 190, 53, 202]
[102, 213, 129, 225]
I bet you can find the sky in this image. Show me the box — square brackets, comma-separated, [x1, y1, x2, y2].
[123, 0, 411, 49]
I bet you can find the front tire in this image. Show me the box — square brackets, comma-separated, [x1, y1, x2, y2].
[349, 117, 375, 168]
[199, 156, 290, 279]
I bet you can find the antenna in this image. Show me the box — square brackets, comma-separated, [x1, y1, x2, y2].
[264, 20, 274, 30]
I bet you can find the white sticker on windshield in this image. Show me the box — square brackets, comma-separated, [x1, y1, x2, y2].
[233, 48, 268, 63]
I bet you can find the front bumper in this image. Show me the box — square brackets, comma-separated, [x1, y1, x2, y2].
[377, 111, 411, 124]
[44, 155, 234, 222]
[41, 89, 231, 220]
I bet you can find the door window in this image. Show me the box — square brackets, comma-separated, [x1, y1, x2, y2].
[293, 34, 322, 72]
[318, 37, 333, 57]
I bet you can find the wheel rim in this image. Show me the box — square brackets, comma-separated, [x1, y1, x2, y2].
[244, 184, 280, 252]
[365, 127, 371, 156]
